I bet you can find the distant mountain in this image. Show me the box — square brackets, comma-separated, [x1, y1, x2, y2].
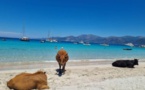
[1, 34, 145, 45]
[52, 34, 145, 45]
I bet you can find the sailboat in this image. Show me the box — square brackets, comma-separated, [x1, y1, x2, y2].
[20, 23, 30, 41]
[45, 31, 51, 42]
[83, 43, 91, 46]
[125, 43, 134, 47]
[45, 31, 57, 42]
[79, 40, 84, 44]
[20, 37, 29, 41]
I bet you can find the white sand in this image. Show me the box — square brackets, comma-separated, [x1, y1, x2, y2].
[0, 61, 145, 90]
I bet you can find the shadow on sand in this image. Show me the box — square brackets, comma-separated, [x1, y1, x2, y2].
[56, 69, 65, 77]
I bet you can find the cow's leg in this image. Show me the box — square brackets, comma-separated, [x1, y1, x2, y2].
[38, 84, 50, 90]
[62, 63, 66, 73]
[128, 64, 134, 68]
[59, 63, 61, 69]
[59, 63, 62, 73]
[128, 63, 134, 68]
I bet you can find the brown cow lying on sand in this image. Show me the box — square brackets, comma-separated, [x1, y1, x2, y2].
[7, 71, 49, 90]
[112, 59, 139, 68]
[56, 49, 69, 74]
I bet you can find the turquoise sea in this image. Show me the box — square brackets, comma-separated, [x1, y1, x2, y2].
[0, 39, 145, 63]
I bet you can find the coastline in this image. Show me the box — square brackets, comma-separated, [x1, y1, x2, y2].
[0, 59, 145, 71]
[1, 60, 145, 90]
[0, 60, 112, 71]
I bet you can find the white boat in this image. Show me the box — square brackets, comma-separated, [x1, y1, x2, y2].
[79, 40, 84, 44]
[52, 39, 58, 42]
[20, 23, 29, 42]
[46, 38, 57, 42]
[140, 45, 145, 48]
[40, 39, 45, 43]
[20, 37, 29, 41]
[83, 43, 91, 46]
[125, 43, 134, 47]
[45, 31, 57, 42]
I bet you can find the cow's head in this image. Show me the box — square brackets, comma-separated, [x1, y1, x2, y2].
[134, 59, 138, 65]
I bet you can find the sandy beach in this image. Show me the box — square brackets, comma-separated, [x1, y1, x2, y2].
[0, 60, 145, 90]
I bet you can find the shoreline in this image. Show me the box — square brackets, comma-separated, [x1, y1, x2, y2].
[0, 60, 113, 71]
[0, 59, 145, 71]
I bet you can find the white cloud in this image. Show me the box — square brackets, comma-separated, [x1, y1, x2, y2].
[0, 31, 22, 37]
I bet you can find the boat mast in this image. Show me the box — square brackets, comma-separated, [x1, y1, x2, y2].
[48, 31, 50, 39]
[22, 22, 25, 37]
[48, 31, 52, 41]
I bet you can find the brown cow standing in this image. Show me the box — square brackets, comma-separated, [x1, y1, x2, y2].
[7, 71, 49, 90]
[56, 49, 69, 74]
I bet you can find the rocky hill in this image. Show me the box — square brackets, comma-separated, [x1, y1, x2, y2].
[53, 34, 145, 45]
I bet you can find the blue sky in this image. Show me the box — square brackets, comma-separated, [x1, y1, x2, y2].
[0, 0, 145, 38]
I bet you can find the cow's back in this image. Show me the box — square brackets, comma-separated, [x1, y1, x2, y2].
[112, 60, 128, 67]
[7, 73, 36, 90]
[7, 71, 48, 90]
